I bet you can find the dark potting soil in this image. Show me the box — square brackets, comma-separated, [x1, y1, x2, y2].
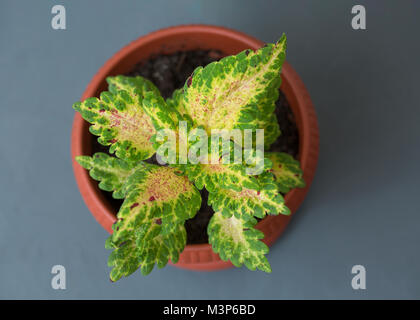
[91, 49, 299, 244]
[127, 50, 224, 99]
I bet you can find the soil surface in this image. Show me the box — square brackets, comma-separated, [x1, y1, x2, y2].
[91, 50, 299, 244]
[127, 50, 224, 99]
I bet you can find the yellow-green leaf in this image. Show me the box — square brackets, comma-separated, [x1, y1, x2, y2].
[259, 113, 281, 149]
[75, 153, 137, 199]
[266, 152, 305, 193]
[107, 223, 186, 281]
[208, 212, 271, 273]
[185, 161, 260, 193]
[208, 171, 290, 221]
[182, 35, 286, 133]
[109, 163, 201, 244]
[106, 163, 200, 281]
[73, 75, 159, 162]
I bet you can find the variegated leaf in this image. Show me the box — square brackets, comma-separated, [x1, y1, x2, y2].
[183, 138, 260, 192]
[259, 112, 281, 149]
[166, 88, 187, 117]
[73, 75, 159, 162]
[75, 152, 136, 199]
[182, 35, 286, 133]
[106, 223, 186, 281]
[134, 222, 186, 274]
[109, 163, 201, 245]
[142, 91, 181, 132]
[208, 212, 271, 272]
[105, 163, 200, 281]
[266, 152, 305, 193]
[142, 88, 194, 161]
[185, 161, 260, 193]
[208, 171, 290, 222]
[106, 75, 160, 96]
[165, 88, 196, 130]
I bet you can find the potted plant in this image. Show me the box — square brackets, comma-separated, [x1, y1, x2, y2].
[71, 25, 319, 280]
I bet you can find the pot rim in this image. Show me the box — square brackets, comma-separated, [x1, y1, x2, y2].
[71, 24, 319, 269]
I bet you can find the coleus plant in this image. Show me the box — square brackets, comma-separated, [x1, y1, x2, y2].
[73, 34, 305, 281]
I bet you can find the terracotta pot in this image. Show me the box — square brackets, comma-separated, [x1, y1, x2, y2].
[71, 24, 319, 271]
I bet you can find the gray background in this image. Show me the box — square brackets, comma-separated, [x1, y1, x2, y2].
[1, 0, 419, 299]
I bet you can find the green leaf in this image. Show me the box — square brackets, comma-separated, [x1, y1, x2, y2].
[73, 75, 160, 162]
[142, 91, 181, 132]
[266, 152, 305, 193]
[141, 88, 193, 163]
[135, 222, 186, 274]
[208, 212, 272, 273]
[165, 88, 196, 130]
[182, 138, 260, 192]
[166, 88, 187, 117]
[182, 35, 286, 133]
[259, 113, 281, 149]
[185, 161, 260, 193]
[107, 223, 186, 281]
[106, 163, 201, 280]
[106, 237, 141, 282]
[106, 75, 160, 96]
[110, 163, 201, 244]
[208, 171, 290, 221]
[75, 153, 136, 199]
